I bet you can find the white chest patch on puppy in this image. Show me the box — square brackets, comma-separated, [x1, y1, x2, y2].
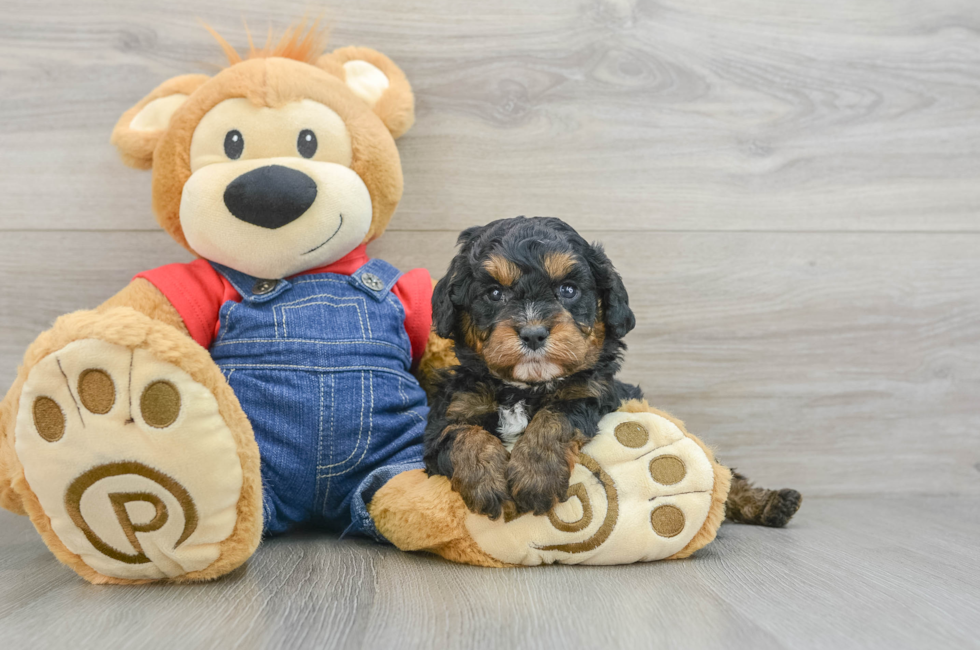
[497, 401, 529, 451]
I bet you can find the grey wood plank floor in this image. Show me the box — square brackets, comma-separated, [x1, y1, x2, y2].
[2, 498, 979, 650]
[1, 1, 978, 648]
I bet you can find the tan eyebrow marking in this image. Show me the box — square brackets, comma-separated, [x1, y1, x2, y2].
[483, 255, 521, 286]
[543, 251, 576, 280]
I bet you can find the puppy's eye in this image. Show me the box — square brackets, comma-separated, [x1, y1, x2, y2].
[298, 129, 318, 158]
[558, 283, 579, 300]
[224, 130, 244, 160]
[487, 287, 504, 302]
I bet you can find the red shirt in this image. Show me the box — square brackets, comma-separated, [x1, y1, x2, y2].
[135, 245, 432, 365]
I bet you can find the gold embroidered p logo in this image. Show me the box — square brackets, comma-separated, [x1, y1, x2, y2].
[536, 453, 619, 554]
[64, 461, 198, 565]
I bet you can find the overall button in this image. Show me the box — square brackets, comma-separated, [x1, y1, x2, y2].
[361, 273, 384, 291]
[252, 279, 278, 295]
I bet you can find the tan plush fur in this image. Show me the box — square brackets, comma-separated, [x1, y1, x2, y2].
[97, 278, 190, 336]
[0, 302, 263, 585]
[369, 470, 509, 568]
[113, 50, 413, 255]
[416, 331, 459, 398]
[110, 74, 210, 170]
[369, 393, 731, 567]
[318, 46, 416, 140]
[614, 399, 731, 560]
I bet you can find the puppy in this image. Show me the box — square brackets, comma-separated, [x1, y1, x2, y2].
[424, 216, 802, 527]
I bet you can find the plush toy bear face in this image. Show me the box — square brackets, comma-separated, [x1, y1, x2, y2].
[111, 40, 414, 279]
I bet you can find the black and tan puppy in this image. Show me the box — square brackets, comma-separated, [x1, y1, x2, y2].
[424, 217, 802, 527]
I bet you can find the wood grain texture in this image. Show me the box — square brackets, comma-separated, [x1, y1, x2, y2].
[1, 0, 980, 232]
[2, 230, 977, 497]
[1, 499, 978, 649]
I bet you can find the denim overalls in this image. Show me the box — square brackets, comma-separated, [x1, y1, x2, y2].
[208, 259, 428, 540]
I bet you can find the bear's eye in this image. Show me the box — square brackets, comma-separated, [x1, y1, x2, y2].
[298, 129, 318, 158]
[224, 130, 244, 160]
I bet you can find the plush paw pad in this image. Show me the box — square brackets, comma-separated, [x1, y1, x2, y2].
[464, 410, 716, 565]
[14, 339, 243, 580]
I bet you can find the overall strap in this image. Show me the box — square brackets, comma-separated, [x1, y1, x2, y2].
[209, 262, 293, 304]
[345, 258, 403, 303]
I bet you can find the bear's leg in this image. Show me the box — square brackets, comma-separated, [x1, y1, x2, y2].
[0, 307, 262, 583]
[369, 400, 730, 566]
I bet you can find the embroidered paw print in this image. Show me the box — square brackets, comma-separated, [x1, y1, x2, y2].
[464, 410, 717, 565]
[14, 339, 243, 580]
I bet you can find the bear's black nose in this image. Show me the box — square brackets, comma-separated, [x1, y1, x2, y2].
[223, 165, 318, 229]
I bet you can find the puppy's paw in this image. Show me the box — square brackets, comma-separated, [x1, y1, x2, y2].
[507, 448, 571, 516]
[760, 489, 802, 528]
[465, 410, 720, 565]
[451, 444, 512, 520]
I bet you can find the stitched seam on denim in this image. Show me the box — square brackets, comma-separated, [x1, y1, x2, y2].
[317, 370, 365, 471]
[281, 301, 368, 339]
[210, 338, 412, 365]
[382, 461, 427, 474]
[362, 371, 374, 469]
[216, 301, 239, 343]
[396, 377, 426, 426]
[274, 298, 281, 339]
[272, 292, 366, 338]
[289, 277, 352, 287]
[278, 295, 372, 339]
[275, 291, 366, 308]
[212, 363, 414, 378]
[385, 294, 413, 354]
[314, 373, 326, 506]
[320, 371, 373, 477]
[327, 374, 335, 502]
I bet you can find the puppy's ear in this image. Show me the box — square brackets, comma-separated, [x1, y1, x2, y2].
[431, 271, 458, 339]
[587, 242, 635, 339]
[432, 226, 483, 338]
[317, 46, 415, 139]
[111, 74, 210, 169]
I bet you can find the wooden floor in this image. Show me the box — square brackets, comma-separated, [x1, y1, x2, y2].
[2, 497, 979, 649]
[1, 1, 979, 648]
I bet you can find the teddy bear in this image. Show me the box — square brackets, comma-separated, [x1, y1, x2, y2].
[0, 23, 731, 583]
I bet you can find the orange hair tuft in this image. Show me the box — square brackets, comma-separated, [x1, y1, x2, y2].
[201, 17, 329, 66]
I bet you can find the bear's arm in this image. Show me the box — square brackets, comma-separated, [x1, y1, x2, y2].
[96, 278, 190, 337]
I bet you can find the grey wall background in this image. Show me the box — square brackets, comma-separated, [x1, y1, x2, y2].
[2, 0, 977, 497]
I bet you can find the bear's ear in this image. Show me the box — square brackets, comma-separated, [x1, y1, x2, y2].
[110, 74, 210, 169]
[316, 47, 415, 139]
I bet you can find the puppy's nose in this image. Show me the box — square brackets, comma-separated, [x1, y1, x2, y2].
[223, 165, 318, 229]
[519, 325, 550, 351]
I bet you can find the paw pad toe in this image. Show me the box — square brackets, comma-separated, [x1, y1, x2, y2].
[650, 504, 685, 538]
[78, 369, 115, 415]
[614, 421, 648, 448]
[649, 455, 686, 485]
[141, 381, 181, 428]
[33, 396, 65, 442]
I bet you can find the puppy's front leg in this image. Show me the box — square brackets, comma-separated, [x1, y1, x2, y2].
[429, 425, 512, 520]
[507, 409, 586, 516]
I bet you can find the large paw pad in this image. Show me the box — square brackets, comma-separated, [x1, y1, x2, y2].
[14, 339, 243, 580]
[465, 410, 716, 565]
